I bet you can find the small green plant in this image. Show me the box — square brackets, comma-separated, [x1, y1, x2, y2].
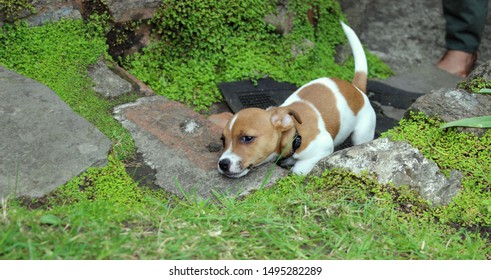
[0, 0, 36, 20]
[85, 11, 112, 36]
[484, 199, 491, 214]
[48, 155, 159, 207]
[457, 77, 491, 94]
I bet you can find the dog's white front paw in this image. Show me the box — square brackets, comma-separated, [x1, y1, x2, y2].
[291, 161, 316, 175]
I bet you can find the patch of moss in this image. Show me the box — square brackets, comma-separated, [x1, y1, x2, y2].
[40, 155, 170, 208]
[383, 112, 491, 228]
[124, 0, 392, 111]
[457, 77, 491, 94]
[0, 0, 35, 21]
[248, 168, 431, 223]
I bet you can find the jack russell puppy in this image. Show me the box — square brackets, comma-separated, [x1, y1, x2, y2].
[218, 21, 376, 178]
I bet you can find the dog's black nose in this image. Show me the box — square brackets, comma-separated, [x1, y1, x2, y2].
[219, 159, 231, 171]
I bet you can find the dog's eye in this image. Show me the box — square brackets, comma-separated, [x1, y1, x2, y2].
[220, 135, 226, 147]
[240, 136, 255, 143]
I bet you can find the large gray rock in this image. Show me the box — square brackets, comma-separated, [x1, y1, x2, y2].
[0, 66, 111, 199]
[0, 0, 82, 25]
[114, 96, 289, 199]
[407, 88, 491, 136]
[408, 88, 491, 120]
[311, 138, 462, 206]
[466, 60, 491, 82]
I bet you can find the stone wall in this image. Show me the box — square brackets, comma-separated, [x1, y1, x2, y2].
[0, 0, 82, 25]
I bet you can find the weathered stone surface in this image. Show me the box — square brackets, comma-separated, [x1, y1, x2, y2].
[0, 0, 82, 25]
[26, 4, 82, 26]
[88, 58, 133, 98]
[106, 0, 161, 23]
[109, 60, 155, 96]
[407, 88, 491, 136]
[338, 0, 371, 37]
[466, 60, 491, 82]
[311, 138, 462, 206]
[0, 66, 111, 199]
[114, 96, 289, 199]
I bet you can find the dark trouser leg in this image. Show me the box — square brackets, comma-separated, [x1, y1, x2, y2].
[443, 0, 489, 53]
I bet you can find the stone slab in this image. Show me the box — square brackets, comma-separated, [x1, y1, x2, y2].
[114, 96, 289, 199]
[0, 66, 112, 199]
[0, 0, 82, 25]
[311, 138, 462, 206]
[408, 88, 491, 137]
[378, 64, 463, 95]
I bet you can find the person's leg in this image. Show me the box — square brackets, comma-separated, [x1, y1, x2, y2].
[437, 0, 488, 77]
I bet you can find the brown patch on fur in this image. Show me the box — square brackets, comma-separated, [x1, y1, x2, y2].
[209, 112, 233, 129]
[282, 101, 321, 154]
[295, 83, 341, 142]
[352, 71, 367, 93]
[331, 78, 365, 115]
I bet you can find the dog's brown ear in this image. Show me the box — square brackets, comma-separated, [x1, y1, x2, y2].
[270, 108, 301, 131]
[208, 112, 234, 129]
[287, 109, 302, 124]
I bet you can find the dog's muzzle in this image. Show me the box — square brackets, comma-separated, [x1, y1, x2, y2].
[218, 158, 231, 172]
[218, 158, 250, 178]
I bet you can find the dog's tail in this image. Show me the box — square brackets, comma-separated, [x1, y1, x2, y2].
[340, 21, 368, 93]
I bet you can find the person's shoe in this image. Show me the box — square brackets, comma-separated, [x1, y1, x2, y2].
[437, 50, 477, 78]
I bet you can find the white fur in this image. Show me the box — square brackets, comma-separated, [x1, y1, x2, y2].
[218, 114, 245, 177]
[341, 21, 367, 74]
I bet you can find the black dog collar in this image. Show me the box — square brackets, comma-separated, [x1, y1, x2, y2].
[275, 130, 301, 167]
[291, 131, 302, 154]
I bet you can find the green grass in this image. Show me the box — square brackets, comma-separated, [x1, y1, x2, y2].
[2, 167, 489, 259]
[0, 7, 490, 260]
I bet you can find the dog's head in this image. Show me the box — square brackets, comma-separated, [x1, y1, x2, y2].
[217, 107, 301, 178]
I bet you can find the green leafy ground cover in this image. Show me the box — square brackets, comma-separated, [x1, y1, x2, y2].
[0, 2, 490, 260]
[123, 0, 391, 111]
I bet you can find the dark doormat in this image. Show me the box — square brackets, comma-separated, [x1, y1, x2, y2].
[367, 80, 424, 108]
[219, 78, 406, 150]
[219, 78, 298, 112]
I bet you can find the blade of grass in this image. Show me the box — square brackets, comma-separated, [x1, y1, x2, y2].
[478, 88, 491, 94]
[440, 116, 491, 129]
